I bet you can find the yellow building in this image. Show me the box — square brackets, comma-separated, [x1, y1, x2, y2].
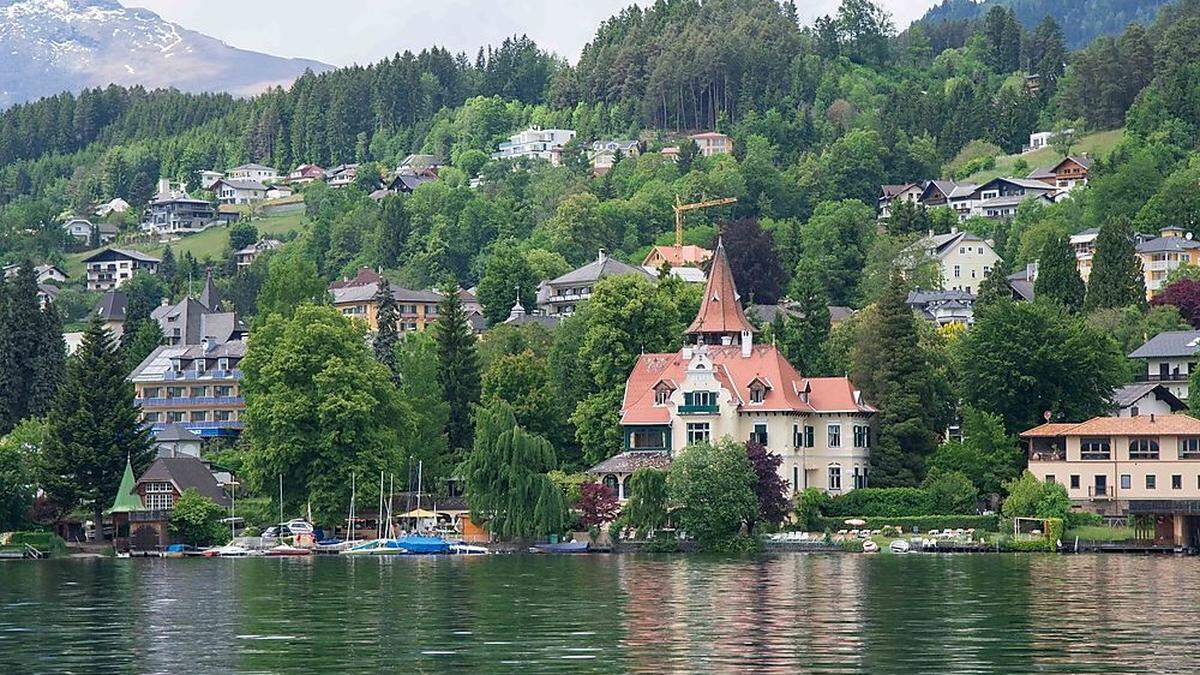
[1135, 226, 1200, 297]
[328, 268, 443, 332]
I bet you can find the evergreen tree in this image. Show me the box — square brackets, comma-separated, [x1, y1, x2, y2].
[434, 288, 480, 458]
[1086, 218, 1147, 311]
[123, 319, 163, 375]
[852, 270, 946, 486]
[778, 261, 832, 375]
[975, 256, 1013, 309]
[373, 276, 399, 376]
[159, 244, 178, 292]
[29, 300, 65, 417]
[1029, 16, 1067, 89]
[40, 316, 153, 536]
[0, 262, 61, 433]
[1034, 234, 1085, 308]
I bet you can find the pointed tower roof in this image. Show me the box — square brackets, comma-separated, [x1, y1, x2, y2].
[504, 288, 528, 323]
[685, 238, 755, 340]
[107, 457, 143, 514]
[199, 267, 221, 310]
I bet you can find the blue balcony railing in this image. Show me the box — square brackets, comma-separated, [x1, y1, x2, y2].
[139, 396, 243, 407]
[678, 404, 718, 415]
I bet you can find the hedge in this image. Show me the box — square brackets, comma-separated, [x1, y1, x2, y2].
[814, 515, 999, 532]
[821, 488, 933, 517]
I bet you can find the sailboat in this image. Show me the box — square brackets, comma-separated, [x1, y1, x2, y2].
[266, 475, 311, 557]
[395, 460, 450, 555]
[342, 471, 410, 555]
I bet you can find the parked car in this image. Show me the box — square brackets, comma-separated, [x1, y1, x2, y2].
[262, 519, 315, 542]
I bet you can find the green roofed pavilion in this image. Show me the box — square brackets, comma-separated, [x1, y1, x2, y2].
[107, 457, 142, 514]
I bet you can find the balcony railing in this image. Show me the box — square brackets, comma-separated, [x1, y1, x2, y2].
[678, 404, 719, 415]
[1031, 450, 1066, 462]
[1134, 373, 1187, 383]
[1088, 485, 1112, 500]
[138, 396, 243, 407]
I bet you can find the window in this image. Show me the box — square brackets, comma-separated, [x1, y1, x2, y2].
[1080, 437, 1111, 460]
[214, 385, 233, 397]
[190, 386, 207, 398]
[751, 423, 768, 446]
[793, 466, 799, 491]
[1146, 474, 1157, 490]
[1070, 475, 1080, 489]
[683, 391, 717, 408]
[169, 411, 185, 422]
[793, 424, 803, 448]
[1044, 475, 1055, 484]
[1121, 474, 1131, 490]
[144, 482, 175, 510]
[1130, 438, 1160, 460]
[218, 357, 230, 371]
[1181, 437, 1200, 458]
[853, 467, 867, 489]
[853, 425, 871, 448]
[954, 265, 961, 278]
[827, 424, 841, 448]
[1173, 474, 1183, 490]
[190, 411, 207, 422]
[167, 386, 185, 398]
[805, 425, 815, 448]
[686, 422, 710, 445]
[828, 466, 842, 491]
[654, 386, 672, 405]
[602, 474, 618, 493]
[631, 429, 665, 450]
[143, 387, 160, 399]
[749, 385, 765, 404]
[213, 410, 233, 422]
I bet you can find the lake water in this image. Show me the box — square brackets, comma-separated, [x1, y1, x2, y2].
[0, 553, 1196, 672]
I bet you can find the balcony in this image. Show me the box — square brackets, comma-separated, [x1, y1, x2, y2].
[678, 404, 718, 415]
[1134, 373, 1187, 383]
[139, 396, 243, 408]
[1088, 485, 1112, 500]
[1031, 450, 1066, 462]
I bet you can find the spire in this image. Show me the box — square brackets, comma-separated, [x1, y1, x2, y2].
[107, 456, 143, 514]
[684, 238, 755, 343]
[199, 267, 221, 310]
[505, 286, 527, 323]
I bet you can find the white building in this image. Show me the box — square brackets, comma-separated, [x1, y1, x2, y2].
[210, 178, 268, 205]
[493, 127, 576, 166]
[687, 131, 733, 157]
[536, 249, 653, 317]
[226, 163, 278, 183]
[82, 248, 160, 291]
[1128, 331, 1200, 401]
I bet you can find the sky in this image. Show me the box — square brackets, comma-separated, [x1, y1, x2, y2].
[132, 0, 938, 67]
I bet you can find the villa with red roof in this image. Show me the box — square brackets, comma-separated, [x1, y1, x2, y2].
[589, 240, 876, 500]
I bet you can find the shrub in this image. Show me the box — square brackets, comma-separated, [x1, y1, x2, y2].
[1002, 471, 1069, 521]
[668, 439, 757, 551]
[577, 482, 620, 527]
[793, 488, 830, 531]
[921, 468, 978, 514]
[626, 467, 669, 537]
[1066, 510, 1103, 529]
[169, 489, 230, 547]
[823, 487, 932, 517]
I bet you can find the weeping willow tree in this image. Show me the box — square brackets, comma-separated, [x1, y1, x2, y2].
[458, 400, 567, 540]
[626, 467, 669, 538]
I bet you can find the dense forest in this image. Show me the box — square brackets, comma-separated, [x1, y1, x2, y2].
[916, 0, 1172, 48]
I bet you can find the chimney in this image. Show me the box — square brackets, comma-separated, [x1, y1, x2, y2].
[157, 177, 170, 194]
[201, 336, 215, 352]
[721, 335, 732, 346]
[1150, 413, 1156, 423]
[597, 248, 607, 263]
[741, 329, 752, 358]
[950, 225, 959, 235]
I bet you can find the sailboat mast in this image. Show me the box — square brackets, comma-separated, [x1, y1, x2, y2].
[417, 460, 423, 533]
[347, 473, 355, 544]
[377, 471, 384, 539]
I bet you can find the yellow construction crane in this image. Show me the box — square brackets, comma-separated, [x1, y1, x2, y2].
[673, 195, 737, 248]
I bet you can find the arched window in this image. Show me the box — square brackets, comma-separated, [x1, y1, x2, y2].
[603, 474, 619, 493]
[621, 475, 631, 500]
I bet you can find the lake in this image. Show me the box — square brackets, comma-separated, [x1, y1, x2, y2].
[0, 553, 1195, 672]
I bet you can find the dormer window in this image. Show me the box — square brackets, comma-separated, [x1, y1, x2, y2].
[749, 384, 766, 404]
[653, 382, 674, 406]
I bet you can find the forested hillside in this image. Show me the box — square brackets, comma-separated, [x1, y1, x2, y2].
[916, 0, 1172, 48]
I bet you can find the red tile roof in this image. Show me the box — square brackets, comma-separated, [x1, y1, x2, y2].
[620, 344, 874, 425]
[330, 267, 381, 289]
[685, 239, 755, 337]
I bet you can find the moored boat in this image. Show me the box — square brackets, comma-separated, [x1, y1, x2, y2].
[395, 535, 450, 554]
[341, 538, 408, 556]
[889, 539, 911, 554]
[265, 543, 311, 557]
[449, 543, 490, 555]
[862, 540, 880, 553]
[531, 541, 589, 554]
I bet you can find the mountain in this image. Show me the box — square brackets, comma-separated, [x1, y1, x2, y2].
[914, 0, 1173, 48]
[0, 0, 332, 108]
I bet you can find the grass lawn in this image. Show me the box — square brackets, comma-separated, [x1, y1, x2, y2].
[64, 210, 309, 279]
[1065, 525, 1138, 541]
[965, 127, 1125, 183]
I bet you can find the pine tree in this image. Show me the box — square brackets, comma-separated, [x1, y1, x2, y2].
[852, 270, 946, 486]
[779, 261, 831, 375]
[373, 276, 399, 376]
[29, 300, 65, 417]
[434, 288, 480, 458]
[0, 262, 59, 433]
[1086, 218, 1147, 311]
[975, 256, 1013, 309]
[1034, 234, 1085, 308]
[160, 244, 178, 292]
[40, 315, 153, 537]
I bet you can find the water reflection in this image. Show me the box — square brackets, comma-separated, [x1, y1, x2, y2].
[2, 554, 1200, 672]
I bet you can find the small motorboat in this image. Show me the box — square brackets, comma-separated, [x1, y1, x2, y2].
[531, 540, 590, 554]
[163, 544, 202, 558]
[861, 540, 880, 553]
[341, 538, 408, 556]
[395, 535, 450, 554]
[205, 544, 257, 557]
[449, 543, 490, 555]
[265, 543, 311, 557]
[889, 539, 911, 554]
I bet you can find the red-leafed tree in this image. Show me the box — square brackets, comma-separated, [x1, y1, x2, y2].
[1153, 279, 1200, 328]
[746, 440, 790, 528]
[578, 482, 620, 527]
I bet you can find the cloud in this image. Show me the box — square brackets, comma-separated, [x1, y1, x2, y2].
[133, 0, 937, 67]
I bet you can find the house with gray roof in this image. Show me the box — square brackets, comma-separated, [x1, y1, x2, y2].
[211, 178, 268, 204]
[1109, 383, 1187, 418]
[909, 228, 1001, 295]
[150, 270, 247, 345]
[83, 248, 160, 291]
[536, 249, 653, 317]
[130, 339, 248, 438]
[1128, 330, 1200, 400]
[906, 289, 976, 326]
